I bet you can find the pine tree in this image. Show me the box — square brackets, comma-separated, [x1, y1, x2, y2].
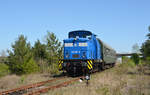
[141, 40, 150, 59]
[45, 32, 63, 64]
[8, 35, 38, 74]
[147, 26, 150, 39]
[141, 26, 150, 60]
[32, 40, 48, 61]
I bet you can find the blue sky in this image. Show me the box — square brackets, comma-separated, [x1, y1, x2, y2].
[0, 0, 149, 53]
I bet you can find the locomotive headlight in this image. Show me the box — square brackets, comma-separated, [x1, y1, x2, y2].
[82, 52, 86, 58]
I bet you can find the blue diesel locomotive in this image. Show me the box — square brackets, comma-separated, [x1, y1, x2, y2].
[59, 30, 116, 75]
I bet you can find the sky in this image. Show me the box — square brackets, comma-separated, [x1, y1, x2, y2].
[0, 0, 149, 53]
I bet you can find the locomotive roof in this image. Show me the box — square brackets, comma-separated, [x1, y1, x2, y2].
[69, 30, 92, 38]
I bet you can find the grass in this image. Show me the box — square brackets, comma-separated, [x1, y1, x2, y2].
[0, 73, 53, 91]
[0, 62, 150, 95]
[0, 63, 10, 77]
[47, 63, 150, 95]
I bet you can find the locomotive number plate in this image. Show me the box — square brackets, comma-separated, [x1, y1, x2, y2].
[72, 54, 79, 58]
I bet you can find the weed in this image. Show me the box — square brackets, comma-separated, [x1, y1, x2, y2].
[19, 75, 26, 84]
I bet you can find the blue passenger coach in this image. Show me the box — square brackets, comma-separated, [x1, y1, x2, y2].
[59, 30, 116, 75]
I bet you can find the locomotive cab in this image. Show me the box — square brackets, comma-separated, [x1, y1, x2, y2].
[63, 30, 98, 60]
[64, 32, 91, 60]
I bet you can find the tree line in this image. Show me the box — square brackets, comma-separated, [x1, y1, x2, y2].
[141, 26, 150, 62]
[128, 26, 150, 65]
[0, 27, 150, 76]
[0, 32, 63, 75]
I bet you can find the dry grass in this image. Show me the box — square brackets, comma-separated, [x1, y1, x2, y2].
[0, 75, 20, 91]
[0, 63, 150, 95]
[0, 73, 52, 92]
[47, 64, 150, 95]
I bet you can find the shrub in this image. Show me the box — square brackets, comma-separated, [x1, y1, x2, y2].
[131, 54, 140, 65]
[122, 56, 136, 67]
[0, 63, 10, 77]
[22, 58, 39, 74]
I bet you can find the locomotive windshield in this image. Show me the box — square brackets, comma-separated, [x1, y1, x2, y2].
[69, 30, 92, 39]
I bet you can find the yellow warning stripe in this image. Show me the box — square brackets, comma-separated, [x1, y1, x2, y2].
[88, 61, 92, 69]
[59, 64, 62, 68]
[58, 60, 63, 69]
[87, 65, 91, 70]
[89, 60, 93, 68]
[87, 61, 92, 70]
[90, 60, 92, 64]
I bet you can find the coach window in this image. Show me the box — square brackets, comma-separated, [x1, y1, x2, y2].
[106, 49, 108, 53]
[106, 49, 110, 56]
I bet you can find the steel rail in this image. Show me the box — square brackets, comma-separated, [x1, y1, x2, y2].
[0, 78, 65, 95]
[23, 77, 83, 95]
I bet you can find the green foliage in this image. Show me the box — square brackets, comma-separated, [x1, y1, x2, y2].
[122, 56, 130, 64]
[3, 32, 63, 75]
[8, 35, 38, 75]
[141, 26, 150, 60]
[32, 40, 48, 61]
[0, 63, 10, 77]
[131, 53, 140, 65]
[30, 32, 63, 74]
[147, 26, 150, 39]
[146, 57, 150, 61]
[46, 32, 62, 59]
[19, 75, 25, 84]
[122, 56, 135, 67]
[141, 40, 150, 59]
[22, 58, 39, 74]
[45, 32, 63, 65]
[32, 40, 50, 73]
[145, 57, 150, 64]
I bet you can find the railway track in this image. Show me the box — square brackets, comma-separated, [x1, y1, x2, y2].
[23, 77, 82, 95]
[0, 76, 83, 95]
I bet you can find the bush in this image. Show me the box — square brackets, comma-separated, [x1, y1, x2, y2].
[146, 57, 150, 62]
[131, 54, 140, 65]
[21, 58, 39, 74]
[122, 56, 136, 67]
[0, 63, 10, 77]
